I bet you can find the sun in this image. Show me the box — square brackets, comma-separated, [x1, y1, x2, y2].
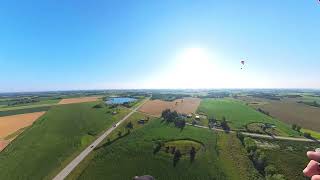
[169, 47, 216, 88]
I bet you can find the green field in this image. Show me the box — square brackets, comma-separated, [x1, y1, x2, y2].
[0, 102, 130, 180]
[68, 119, 260, 180]
[197, 99, 298, 136]
[0, 106, 52, 117]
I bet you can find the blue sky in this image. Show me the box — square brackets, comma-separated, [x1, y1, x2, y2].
[0, 0, 319, 92]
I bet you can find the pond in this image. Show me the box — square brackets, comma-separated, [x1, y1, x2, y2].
[106, 97, 137, 105]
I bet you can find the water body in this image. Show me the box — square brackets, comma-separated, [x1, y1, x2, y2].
[106, 97, 136, 105]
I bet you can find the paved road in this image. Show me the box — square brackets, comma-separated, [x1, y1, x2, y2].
[186, 123, 320, 143]
[53, 98, 150, 180]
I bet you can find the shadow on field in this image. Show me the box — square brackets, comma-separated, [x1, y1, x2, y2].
[95, 131, 130, 150]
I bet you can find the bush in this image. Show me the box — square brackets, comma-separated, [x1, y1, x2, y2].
[244, 137, 257, 152]
[265, 165, 277, 176]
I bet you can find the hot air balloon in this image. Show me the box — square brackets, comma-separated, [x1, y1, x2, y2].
[240, 60, 245, 69]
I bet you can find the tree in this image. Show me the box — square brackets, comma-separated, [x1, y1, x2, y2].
[296, 125, 301, 132]
[161, 109, 171, 120]
[265, 165, 277, 176]
[171, 146, 176, 154]
[190, 147, 196, 162]
[304, 132, 312, 139]
[117, 131, 122, 137]
[174, 118, 186, 129]
[126, 121, 133, 129]
[244, 137, 257, 152]
[291, 124, 297, 131]
[221, 119, 230, 131]
[173, 149, 181, 166]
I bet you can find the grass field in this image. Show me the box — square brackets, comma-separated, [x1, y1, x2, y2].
[255, 138, 317, 180]
[217, 133, 262, 179]
[0, 102, 130, 180]
[68, 119, 261, 180]
[197, 99, 298, 136]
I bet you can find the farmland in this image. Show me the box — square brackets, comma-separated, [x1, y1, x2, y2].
[0, 101, 130, 180]
[58, 96, 101, 105]
[139, 97, 201, 116]
[0, 106, 52, 116]
[68, 119, 260, 180]
[0, 112, 46, 151]
[197, 98, 298, 136]
[251, 100, 320, 132]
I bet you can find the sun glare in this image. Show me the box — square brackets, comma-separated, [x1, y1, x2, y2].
[151, 47, 219, 88]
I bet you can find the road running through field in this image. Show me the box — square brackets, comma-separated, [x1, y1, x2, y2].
[186, 123, 320, 143]
[53, 98, 150, 180]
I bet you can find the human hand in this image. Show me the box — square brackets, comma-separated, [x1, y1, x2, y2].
[303, 151, 320, 180]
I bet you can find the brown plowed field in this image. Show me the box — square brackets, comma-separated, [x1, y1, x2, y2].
[258, 101, 320, 132]
[58, 96, 100, 105]
[0, 111, 45, 151]
[138, 98, 201, 116]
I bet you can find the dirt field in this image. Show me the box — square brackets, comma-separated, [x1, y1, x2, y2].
[58, 96, 100, 105]
[258, 101, 320, 132]
[0, 112, 45, 138]
[0, 111, 45, 151]
[138, 98, 201, 116]
[0, 140, 9, 151]
[239, 96, 320, 132]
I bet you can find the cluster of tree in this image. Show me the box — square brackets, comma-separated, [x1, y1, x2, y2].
[221, 116, 230, 131]
[200, 92, 230, 98]
[93, 104, 104, 108]
[257, 108, 270, 116]
[291, 124, 301, 132]
[249, 93, 281, 101]
[299, 101, 320, 108]
[8, 98, 40, 106]
[237, 133, 285, 180]
[151, 93, 190, 101]
[161, 109, 186, 129]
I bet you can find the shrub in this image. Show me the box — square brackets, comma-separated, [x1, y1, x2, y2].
[244, 137, 257, 152]
[265, 165, 277, 176]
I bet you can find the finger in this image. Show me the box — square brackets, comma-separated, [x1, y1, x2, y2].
[307, 151, 320, 161]
[303, 160, 320, 177]
[312, 175, 320, 180]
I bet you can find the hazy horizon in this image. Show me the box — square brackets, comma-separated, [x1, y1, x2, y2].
[1, 1, 319, 92]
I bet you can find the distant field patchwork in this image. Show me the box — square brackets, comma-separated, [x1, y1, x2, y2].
[139, 98, 201, 116]
[58, 96, 101, 105]
[255, 101, 320, 132]
[0, 102, 130, 180]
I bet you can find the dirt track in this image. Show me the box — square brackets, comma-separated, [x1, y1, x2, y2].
[58, 96, 100, 105]
[138, 98, 201, 116]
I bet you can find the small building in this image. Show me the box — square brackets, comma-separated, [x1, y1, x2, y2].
[112, 111, 117, 115]
[195, 115, 200, 120]
[187, 114, 192, 118]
